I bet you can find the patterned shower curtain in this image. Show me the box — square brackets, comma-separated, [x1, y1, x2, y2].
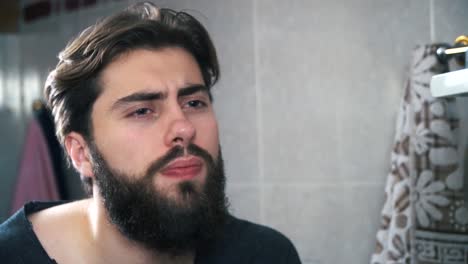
[371, 44, 468, 264]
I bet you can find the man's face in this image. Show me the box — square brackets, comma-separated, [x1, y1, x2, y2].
[91, 47, 220, 202]
[86, 48, 228, 254]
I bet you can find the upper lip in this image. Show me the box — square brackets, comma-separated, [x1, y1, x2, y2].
[161, 156, 203, 171]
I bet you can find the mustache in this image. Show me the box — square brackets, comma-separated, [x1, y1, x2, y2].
[145, 144, 214, 179]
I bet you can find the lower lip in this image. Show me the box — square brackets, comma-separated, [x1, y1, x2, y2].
[160, 165, 202, 180]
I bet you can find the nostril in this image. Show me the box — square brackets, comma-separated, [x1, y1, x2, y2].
[173, 136, 184, 143]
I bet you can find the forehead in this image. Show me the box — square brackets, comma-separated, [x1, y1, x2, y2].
[98, 47, 204, 100]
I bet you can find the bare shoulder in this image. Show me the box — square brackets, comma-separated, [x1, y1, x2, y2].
[29, 199, 88, 221]
[28, 199, 91, 262]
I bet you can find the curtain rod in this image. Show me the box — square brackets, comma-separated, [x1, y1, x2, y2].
[442, 46, 468, 55]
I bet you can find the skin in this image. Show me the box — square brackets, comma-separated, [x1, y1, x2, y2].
[29, 47, 220, 264]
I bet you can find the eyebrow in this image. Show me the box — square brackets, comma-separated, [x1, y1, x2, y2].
[111, 91, 164, 111]
[178, 84, 209, 98]
[111, 84, 209, 111]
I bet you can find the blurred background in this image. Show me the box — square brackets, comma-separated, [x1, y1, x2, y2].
[1, 0, 468, 263]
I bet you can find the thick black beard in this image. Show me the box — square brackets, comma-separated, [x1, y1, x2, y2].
[90, 143, 229, 256]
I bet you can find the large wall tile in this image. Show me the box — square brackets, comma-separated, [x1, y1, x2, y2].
[226, 184, 261, 223]
[263, 184, 346, 264]
[256, 0, 343, 183]
[336, 0, 430, 184]
[433, 0, 468, 43]
[257, 0, 430, 184]
[342, 183, 386, 264]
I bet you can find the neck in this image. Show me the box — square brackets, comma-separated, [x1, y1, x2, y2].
[84, 191, 194, 264]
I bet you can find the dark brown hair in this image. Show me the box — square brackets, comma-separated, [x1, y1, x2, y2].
[44, 2, 219, 194]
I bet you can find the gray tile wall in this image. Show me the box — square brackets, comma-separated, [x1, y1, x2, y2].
[1, 0, 467, 263]
[0, 35, 26, 219]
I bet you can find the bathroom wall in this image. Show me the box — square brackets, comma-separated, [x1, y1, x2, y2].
[1, 0, 467, 263]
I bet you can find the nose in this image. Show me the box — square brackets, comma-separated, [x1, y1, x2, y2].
[164, 113, 196, 148]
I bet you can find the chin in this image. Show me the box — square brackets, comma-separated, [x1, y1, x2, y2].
[156, 179, 201, 204]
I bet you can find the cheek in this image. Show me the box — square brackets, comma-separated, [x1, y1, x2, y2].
[95, 126, 164, 174]
[193, 116, 219, 157]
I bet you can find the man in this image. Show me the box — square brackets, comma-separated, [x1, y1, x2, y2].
[0, 2, 301, 263]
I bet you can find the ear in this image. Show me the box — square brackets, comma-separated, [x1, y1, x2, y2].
[64, 132, 94, 178]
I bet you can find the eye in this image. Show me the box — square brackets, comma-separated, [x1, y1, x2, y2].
[130, 107, 154, 118]
[184, 100, 208, 109]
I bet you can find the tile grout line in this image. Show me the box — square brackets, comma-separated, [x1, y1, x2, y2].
[252, 0, 265, 225]
[228, 182, 386, 188]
